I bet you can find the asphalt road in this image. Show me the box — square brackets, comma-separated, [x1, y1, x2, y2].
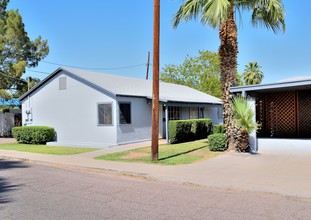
[1, 158, 311, 220]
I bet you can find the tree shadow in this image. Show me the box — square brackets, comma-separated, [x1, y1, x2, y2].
[158, 145, 207, 161]
[0, 159, 29, 170]
[0, 159, 28, 205]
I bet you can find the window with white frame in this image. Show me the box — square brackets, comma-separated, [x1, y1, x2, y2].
[119, 103, 131, 124]
[98, 103, 112, 125]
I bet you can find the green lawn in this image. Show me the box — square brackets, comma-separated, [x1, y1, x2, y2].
[95, 139, 222, 165]
[0, 143, 99, 155]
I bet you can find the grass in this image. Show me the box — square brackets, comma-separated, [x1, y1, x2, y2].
[0, 143, 99, 155]
[95, 139, 222, 165]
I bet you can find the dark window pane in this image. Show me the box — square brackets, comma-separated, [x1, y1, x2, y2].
[168, 106, 180, 120]
[98, 104, 112, 125]
[119, 103, 131, 124]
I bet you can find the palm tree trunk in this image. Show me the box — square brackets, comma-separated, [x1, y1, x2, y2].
[218, 6, 238, 150]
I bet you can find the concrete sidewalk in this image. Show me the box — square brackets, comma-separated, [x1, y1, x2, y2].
[1, 139, 311, 199]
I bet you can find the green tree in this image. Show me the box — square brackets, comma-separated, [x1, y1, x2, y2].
[0, 0, 49, 90]
[161, 50, 222, 98]
[0, 89, 12, 107]
[243, 61, 264, 85]
[173, 0, 285, 148]
[13, 76, 41, 97]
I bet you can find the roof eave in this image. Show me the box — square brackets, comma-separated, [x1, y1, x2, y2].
[19, 67, 63, 101]
[231, 80, 311, 93]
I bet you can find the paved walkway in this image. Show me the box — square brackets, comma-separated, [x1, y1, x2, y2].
[1, 139, 311, 198]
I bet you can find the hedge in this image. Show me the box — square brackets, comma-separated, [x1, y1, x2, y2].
[208, 133, 227, 151]
[169, 118, 212, 144]
[213, 124, 225, 134]
[12, 126, 55, 144]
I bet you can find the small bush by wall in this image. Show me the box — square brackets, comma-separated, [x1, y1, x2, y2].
[12, 126, 55, 144]
[213, 124, 225, 134]
[208, 133, 227, 151]
[169, 119, 212, 144]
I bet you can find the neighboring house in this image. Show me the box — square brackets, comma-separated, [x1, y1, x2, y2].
[231, 77, 311, 152]
[20, 67, 223, 148]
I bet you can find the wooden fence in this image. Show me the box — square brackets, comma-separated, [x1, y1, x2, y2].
[0, 111, 22, 137]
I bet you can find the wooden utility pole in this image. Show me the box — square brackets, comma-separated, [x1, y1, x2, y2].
[146, 51, 150, 80]
[151, 0, 160, 161]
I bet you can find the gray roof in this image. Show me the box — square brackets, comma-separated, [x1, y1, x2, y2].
[231, 77, 311, 94]
[20, 67, 222, 105]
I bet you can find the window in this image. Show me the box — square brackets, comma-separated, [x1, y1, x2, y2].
[218, 106, 223, 119]
[189, 107, 199, 119]
[98, 103, 112, 125]
[168, 106, 181, 120]
[119, 103, 131, 124]
[59, 77, 67, 90]
[199, 107, 204, 118]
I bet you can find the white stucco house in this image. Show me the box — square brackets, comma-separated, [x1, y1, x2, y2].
[19, 67, 223, 148]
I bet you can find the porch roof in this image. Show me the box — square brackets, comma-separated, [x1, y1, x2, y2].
[231, 77, 311, 94]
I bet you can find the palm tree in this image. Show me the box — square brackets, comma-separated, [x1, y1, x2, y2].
[243, 62, 264, 85]
[173, 0, 285, 149]
[231, 95, 258, 151]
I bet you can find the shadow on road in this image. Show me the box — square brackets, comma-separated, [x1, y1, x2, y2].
[0, 159, 29, 170]
[0, 159, 28, 205]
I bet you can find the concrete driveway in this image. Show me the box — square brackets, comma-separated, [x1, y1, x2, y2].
[258, 138, 311, 153]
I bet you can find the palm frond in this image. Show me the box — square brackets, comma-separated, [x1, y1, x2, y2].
[231, 95, 258, 133]
[251, 0, 286, 33]
[173, 0, 232, 29]
[201, 0, 231, 27]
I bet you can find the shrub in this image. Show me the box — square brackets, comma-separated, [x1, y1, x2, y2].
[169, 120, 193, 144]
[213, 124, 225, 134]
[208, 133, 227, 151]
[169, 118, 212, 144]
[12, 126, 55, 144]
[192, 119, 212, 139]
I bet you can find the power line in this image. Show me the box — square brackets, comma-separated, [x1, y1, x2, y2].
[26, 69, 50, 74]
[41, 60, 146, 70]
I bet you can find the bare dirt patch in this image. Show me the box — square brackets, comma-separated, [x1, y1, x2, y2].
[121, 152, 149, 159]
[0, 138, 16, 144]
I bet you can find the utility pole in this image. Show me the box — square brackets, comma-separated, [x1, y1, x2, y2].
[151, 0, 160, 161]
[146, 51, 150, 80]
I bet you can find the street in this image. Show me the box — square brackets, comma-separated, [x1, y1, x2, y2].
[1, 158, 310, 220]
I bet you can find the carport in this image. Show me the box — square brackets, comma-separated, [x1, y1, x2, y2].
[231, 78, 311, 151]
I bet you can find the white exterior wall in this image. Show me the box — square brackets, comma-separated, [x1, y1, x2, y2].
[205, 105, 223, 125]
[21, 71, 117, 148]
[116, 96, 156, 144]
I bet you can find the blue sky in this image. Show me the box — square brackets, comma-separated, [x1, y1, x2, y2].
[8, 0, 311, 84]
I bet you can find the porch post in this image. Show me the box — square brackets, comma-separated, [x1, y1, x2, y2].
[165, 105, 169, 143]
[248, 98, 258, 153]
